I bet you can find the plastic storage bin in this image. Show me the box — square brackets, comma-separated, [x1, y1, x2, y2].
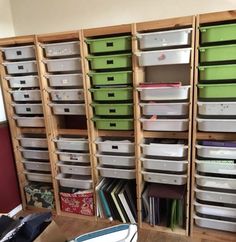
[11, 90, 41, 102]
[137, 86, 190, 101]
[87, 54, 132, 70]
[50, 103, 85, 115]
[140, 103, 188, 116]
[56, 174, 93, 189]
[97, 166, 136, 179]
[92, 103, 133, 116]
[1, 45, 35, 60]
[49, 89, 84, 101]
[18, 136, 47, 148]
[198, 83, 236, 99]
[86, 36, 131, 53]
[42, 41, 80, 57]
[142, 171, 187, 185]
[198, 64, 236, 81]
[93, 118, 134, 130]
[4, 61, 38, 74]
[90, 87, 133, 102]
[22, 161, 51, 172]
[12, 103, 43, 115]
[142, 157, 188, 172]
[89, 71, 132, 86]
[58, 162, 91, 175]
[96, 154, 135, 167]
[20, 148, 49, 160]
[198, 102, 236, 116]
[196, 144, 236, 159]
[197, 118, 236, 132]
[56, 151, 90, 163]
[138, 48, 191, 66]
[44, 58, 82, 72]
[54, 137, 89, 151]
[13, 116, 45, 127]
[137, 28, 192, 50]
[24, 171, 52, 183]
[6, 75, 39, 88]
[199, 44, 236, 63]
[140, 118, 189, 131]
[95, 137, 134, 154]
[200, 23, 236, 44]
[46, 73, 83, 87]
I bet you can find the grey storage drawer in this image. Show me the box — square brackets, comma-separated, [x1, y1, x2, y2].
[42, 41, 80, 57]
[50, 103, 85, 115]
[4, 61, 38, 74]
[45, 58, 82, 72]
[46, 73, 83, 87]
[56, 151, 90, 163]
[2, 45, 35, 60]
[20, 148, 49, 160]
[11, 90, 41, 102]
[49, 89, 84, 101]
[54, 137, 89, 151]
[22, 160, 51, 172]
[18, 136, 47, 148]
[14, 116, 45, 127]
[6, 75, 39, 88]
[12, 103, 43, 115]
[24, 171, 52, 183]
[97, 166, 136, 179]
[58, 161, 91, 175]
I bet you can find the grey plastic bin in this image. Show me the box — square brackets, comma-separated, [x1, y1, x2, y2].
[13, 116, 45, 127]
[6, 75, 39, 88]
[24, 171, 52, 183]
[45, 58, 82, 72]
[12, 103, 43, 115]
[11, 90, 41, 102]
[46, 73, 83, 87]
[58, 161, 91, 175]
[54, 137, 89, 151]
[4, 61, 38, 74]
[18, 136, 47, 148]
[1, 45, 35, 60]
[22, 160, 51, 172]
[49, 89, 84, 101]
[97, 166, 136, 179]
[20, 148, 49, 160]
[50, 103, 85, 115]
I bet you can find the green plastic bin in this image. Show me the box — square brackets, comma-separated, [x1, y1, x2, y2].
[86, 36, 131, 54]
[89, 71, 132, 86]
[87, 54, 132, 70]
[200, 23, 236, 44]
[92, 117, 134, 130]
[199, 44, 236, 63]
[91, 103, 133, 116]
[90, 87, 133, 101]
[199, 64, 236, 81]
[198, 83, 236, 99]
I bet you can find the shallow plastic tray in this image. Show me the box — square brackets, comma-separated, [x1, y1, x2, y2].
[197, 118, 236, 132]
[12, 103, 43, 115]
[58, 161, 91, 175]
[50, 103, 85, 115]
[49, 89, 84, 101]
[96, 154, 135, 168]
[140, 118, 189, 131]
[54, 137, 89, 151]
[11, 90, 41, 102]
[22, 160, 51, 172]
[24, 171, 52, 183]
[56, 151, 90, 163]
[142, 157, 188, 172]
[92, 103, 133, 116]
[56, 173, 93, 189]
[140, 103, 189, 116]
[137, 28, 192, 50]
[198, 102, 236, 116]
[1, 45, 35, 60]
[20, 148, 49, 160]
[97, 166, 136, 179]
[137, 86, 190, 101]
[4, 61, 37, 74]
[13, 116, 45, 127]
[18, 136, 47, 148]
[45, 58, 82, 72]
[142, 171, 187, 185]
[46, 73, 83, 87]
[93, 118, 134, 130]
[42, 41, 80, 57]
[138, 48, 191, 66]
[6, 75, 39, 88]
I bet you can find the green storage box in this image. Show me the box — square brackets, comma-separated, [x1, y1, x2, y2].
[93, 117, 134, 130]
[200, 23, 236, 44]
[199, 64, 236, 81]
[90, 87, 133, 101]
[198, 83, 236, 99]
[86, 36, 131, 54]
[199, 44, 236, 63]
[92, 103, 133, 116]
[89, 71, 132, 86]
[87, 54, 132, 70]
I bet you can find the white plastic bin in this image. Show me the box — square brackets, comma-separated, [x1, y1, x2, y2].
[6, 75, 39, 88]
[56, 173, 93, 189]
[4, 61, 37, 74]
[10, 90, 41, 102]
[97, 166, 136, 179]
[45, 58, 82, 72]
[13, 116, 45, 127]
[137, 86, 190, 101]
[138, 48, 191, 66]
[1, 45, 35, 60]
[56, 151, 90, 163]
[196, 145, 236, 159]
[137, 28, 192, 50]
[49, 89, 84, 101]
[198, 102, 236, 116]
[22, 161, 51, 172]
[142, 171, 187, 185]
[95, 137, 134, 154]
[42, 41, 80, 57]
[140, 103, 189, 116]
[46, 73, 83, 87]
[50, 103, 85, 115]
[197, 118, 236, 132]
[140, 118, 189, 131]
[18, 136, 47, 148]
[96, 154, 135, 168]
[20, 148, 49, 160]
[12, 103, 43, 115]
[24, 171, 52, 183]
[142, 157, 188, 172]
[58, 161, 91, 175]
[54, 137, 89, 151]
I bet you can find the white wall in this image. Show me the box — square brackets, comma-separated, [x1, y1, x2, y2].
[0, 0, 15, 122]
[10, 0, 236, 35]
